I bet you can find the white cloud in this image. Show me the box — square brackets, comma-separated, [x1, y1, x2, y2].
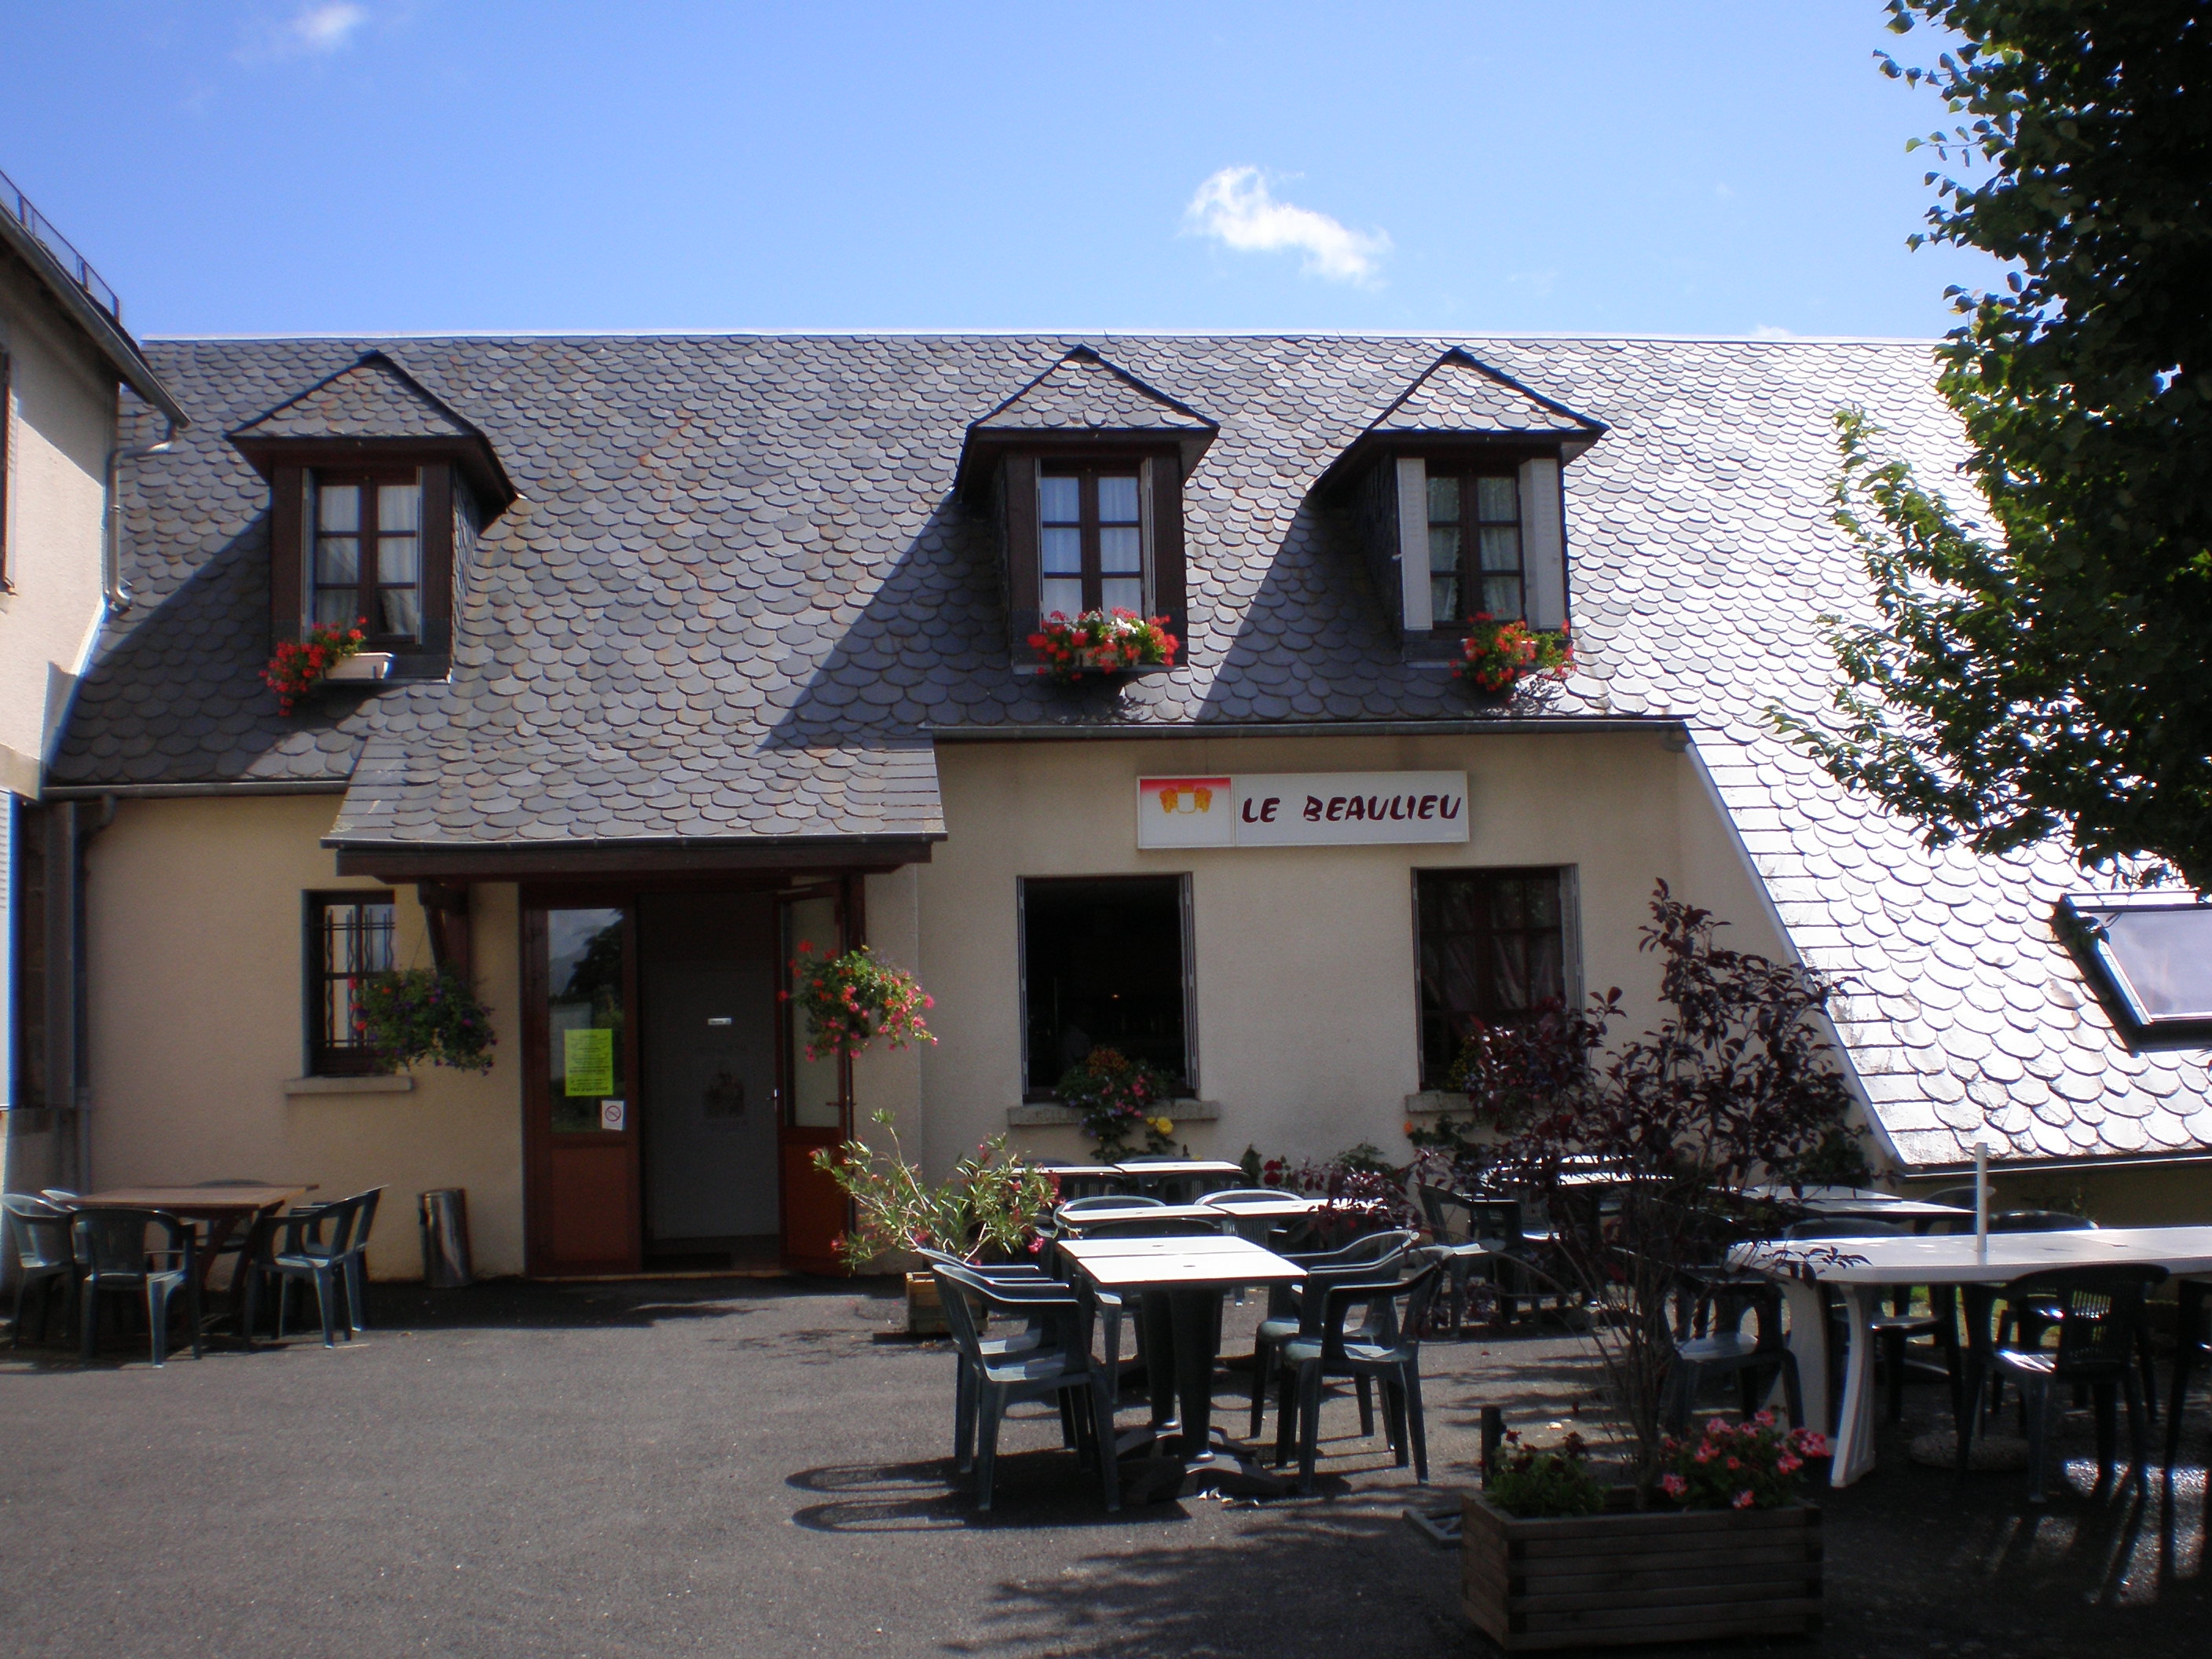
[1752, 324, 1802, 340]
[284, 2, 368, 55]
[1183, 167, 1390, 285]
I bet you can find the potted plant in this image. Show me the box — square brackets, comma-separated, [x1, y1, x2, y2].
[812, 1109, 1060, 1332]
[1463, 1419, 1829, 1650]
[354, 968, 496, 1072]
[1448, 881, 1852, 1647]
[784, 943, 936, 1060]
[1451, 613, 1573, 698]
[1252, 1141, 1423, 1246]
[262, 618, 376, 715]
[1027, 607, 1180, 686]
[1054, 1046, 1177, 1159]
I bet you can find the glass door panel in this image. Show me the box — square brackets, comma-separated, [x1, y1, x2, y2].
[523, 900, 641, 1276]
[782, 894, 844, 1130]
[547, 906, 628, 1133]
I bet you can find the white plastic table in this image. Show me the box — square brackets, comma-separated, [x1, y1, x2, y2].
[1733, 1225, 2212, 1485]
[1743, 1185, 1972, 1226]
[1058, 1235, 1305, 1474]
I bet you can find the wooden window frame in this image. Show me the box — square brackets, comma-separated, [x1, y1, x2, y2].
[1001, 446, 1187, 658]
[269, 451, 455, 671]
[1412, 867, 1570, 1089]
[1036, 461, 1148, 620]
[307, 467, 427, 648]
[1423, 462, 1525, 630]
[304, 889, 398, 1077]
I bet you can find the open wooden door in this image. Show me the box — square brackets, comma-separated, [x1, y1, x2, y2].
[778, 881, 852, 1274]
[522, 900, 643, 1276]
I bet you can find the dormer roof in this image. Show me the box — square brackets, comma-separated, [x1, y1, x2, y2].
[228, 351, 516, 515]
[1319, 348, 1606, 494]
[955, 346, 1218, 496]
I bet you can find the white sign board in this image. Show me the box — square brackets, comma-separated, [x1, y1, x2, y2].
[1137, 772, 1470, 848]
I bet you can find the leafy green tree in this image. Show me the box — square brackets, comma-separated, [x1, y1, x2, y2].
[1781, 2, 2212, 888]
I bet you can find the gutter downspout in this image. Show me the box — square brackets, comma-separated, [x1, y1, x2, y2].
[102, 419, 176, 613]
[49, 794, 116, 1191]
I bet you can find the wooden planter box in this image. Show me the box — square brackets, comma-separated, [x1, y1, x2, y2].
[1462, 1491, 1822, 1651]
[904, 1272, 947, 1336]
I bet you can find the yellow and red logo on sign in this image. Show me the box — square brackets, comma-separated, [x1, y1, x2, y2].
[1137, 776, 1233, 847]
[1144, 777, 1228, 816]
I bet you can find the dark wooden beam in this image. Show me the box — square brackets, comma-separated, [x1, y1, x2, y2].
[416, 880, 472, 980]
[335, 837, 939, 882]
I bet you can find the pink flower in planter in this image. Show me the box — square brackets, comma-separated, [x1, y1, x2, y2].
[1733, 1490, 1756, 1510]
[1661, 1473, 1687, 1499]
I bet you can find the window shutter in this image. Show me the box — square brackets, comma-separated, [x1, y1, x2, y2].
[1519, 455, 1567, 630]
[1002, 452, 1040, 651]
[1393, 456, 1431, 633]
[1148, 452, 1187, 637]
[418, 463, 454, 660]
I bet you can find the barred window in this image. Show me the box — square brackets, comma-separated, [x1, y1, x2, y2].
[307, 892, 397, 1075]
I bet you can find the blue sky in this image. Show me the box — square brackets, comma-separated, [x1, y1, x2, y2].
[0, 1, 2004, 340]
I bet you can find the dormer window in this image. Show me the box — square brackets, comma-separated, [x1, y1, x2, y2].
[228, 351, 516, 681]
[1038, 463, 1148, 621]
[1320, 350, 1606, 657]
[1425, 467, 1522, 624]
[954, 346, 1218, 660]
[312, 471, 423, 642]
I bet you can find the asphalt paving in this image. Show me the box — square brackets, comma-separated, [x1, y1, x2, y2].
[2, 1276, 2205, 1658]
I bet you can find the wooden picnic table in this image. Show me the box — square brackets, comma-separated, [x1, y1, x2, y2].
[71, 1185, 312, 1290]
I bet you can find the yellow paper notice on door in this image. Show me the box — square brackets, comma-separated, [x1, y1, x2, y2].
[564, 1027, 614, 1097]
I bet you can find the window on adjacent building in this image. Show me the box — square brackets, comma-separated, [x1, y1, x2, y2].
[1426, 467, 1523, 624]
[2062, 894, 2212, 1035]
[1415, 867, 1569, 1087]
[310, 471, 423, 643]
[306, 891, 397, 1075]
[1037, 463, 1147, 622]
[1021, 874, 1192, 1096]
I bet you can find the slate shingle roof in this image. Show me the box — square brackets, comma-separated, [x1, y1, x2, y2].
[1370, 348, 1605, 438]
[228, 351, 474, 441]
[57, 331, 2212, 1172]
[971, 346, 1215, 433]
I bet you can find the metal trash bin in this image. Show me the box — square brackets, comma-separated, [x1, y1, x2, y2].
[418, 1188, 474, 1288]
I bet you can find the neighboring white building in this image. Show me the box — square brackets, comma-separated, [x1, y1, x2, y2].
[0, 167, 185, 1199]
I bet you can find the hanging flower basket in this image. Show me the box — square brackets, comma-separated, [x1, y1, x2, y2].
[354, 968, 496, 1073]
[1027, 608, 1179, 686]
[262, 619, 368, 715]
[784, 945, 936, 1060]
[1451, 614, 1573, 697]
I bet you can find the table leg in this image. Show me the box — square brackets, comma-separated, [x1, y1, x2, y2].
[1776, 1278, 1831, 1436]
[1829, 1284, 1881, 1487]
[1169, 1287, 1220, 1459]
[1138, 1290, 1177, 1429]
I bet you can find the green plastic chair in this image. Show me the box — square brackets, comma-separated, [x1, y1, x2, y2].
[5, 1194, 78, 1347]
[1272, 1259, 1448, 1493]
[933, 1262, 1121, 1512]
[71, 1208, 201, 1366]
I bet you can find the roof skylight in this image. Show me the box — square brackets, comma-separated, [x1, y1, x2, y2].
[2062, 894, 2212, 1033]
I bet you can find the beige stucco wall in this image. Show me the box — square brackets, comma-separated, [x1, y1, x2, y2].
[82, 794, 526, 1277]
[0, 256, 115, 799]
[915, 729, 1798, 1175]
